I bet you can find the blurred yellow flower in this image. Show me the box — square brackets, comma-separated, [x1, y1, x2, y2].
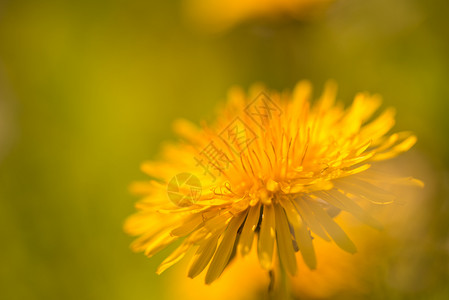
[184, 0, 334, 32]
[125, 81, 422, 288]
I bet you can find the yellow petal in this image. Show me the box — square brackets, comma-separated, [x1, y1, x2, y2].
[171, 214, 204, 237]
[316, 190, 382, 230]
[205, 212, 246, 284]
[372, 135, 417, 161]
[238, 203, 261, 256]
[293, 216, 317, 269]
[172, 118, 202, 143]
[257, 204, 276, 270]
[188, 235, 219, 279]
[316, 80, 337, 112]
[157, 240, 191, 275]
[304, 198, 357, 254]
[279, 197, 301, 229]
[389, 177, 425, 188]
[291, 80, 312, 114]
[334, 179, 395, 204]
[144, 231, 179, 257]
[293, 197, 330, 241]
[360, 108, 396, 140]
[274, 205, 297, 275]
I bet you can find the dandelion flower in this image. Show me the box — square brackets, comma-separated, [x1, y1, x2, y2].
[125, 81, 422, 286]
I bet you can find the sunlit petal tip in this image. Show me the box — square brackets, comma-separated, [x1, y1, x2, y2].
[412, 178, 425, 188]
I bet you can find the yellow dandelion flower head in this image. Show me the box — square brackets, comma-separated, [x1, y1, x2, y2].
[185, 0, 333, 32]
[125, 80, 422, 285]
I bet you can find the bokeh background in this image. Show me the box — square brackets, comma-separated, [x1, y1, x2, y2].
[1, 0, 448, 299]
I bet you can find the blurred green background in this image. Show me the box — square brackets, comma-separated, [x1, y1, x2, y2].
[0, 0, 448, 299]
